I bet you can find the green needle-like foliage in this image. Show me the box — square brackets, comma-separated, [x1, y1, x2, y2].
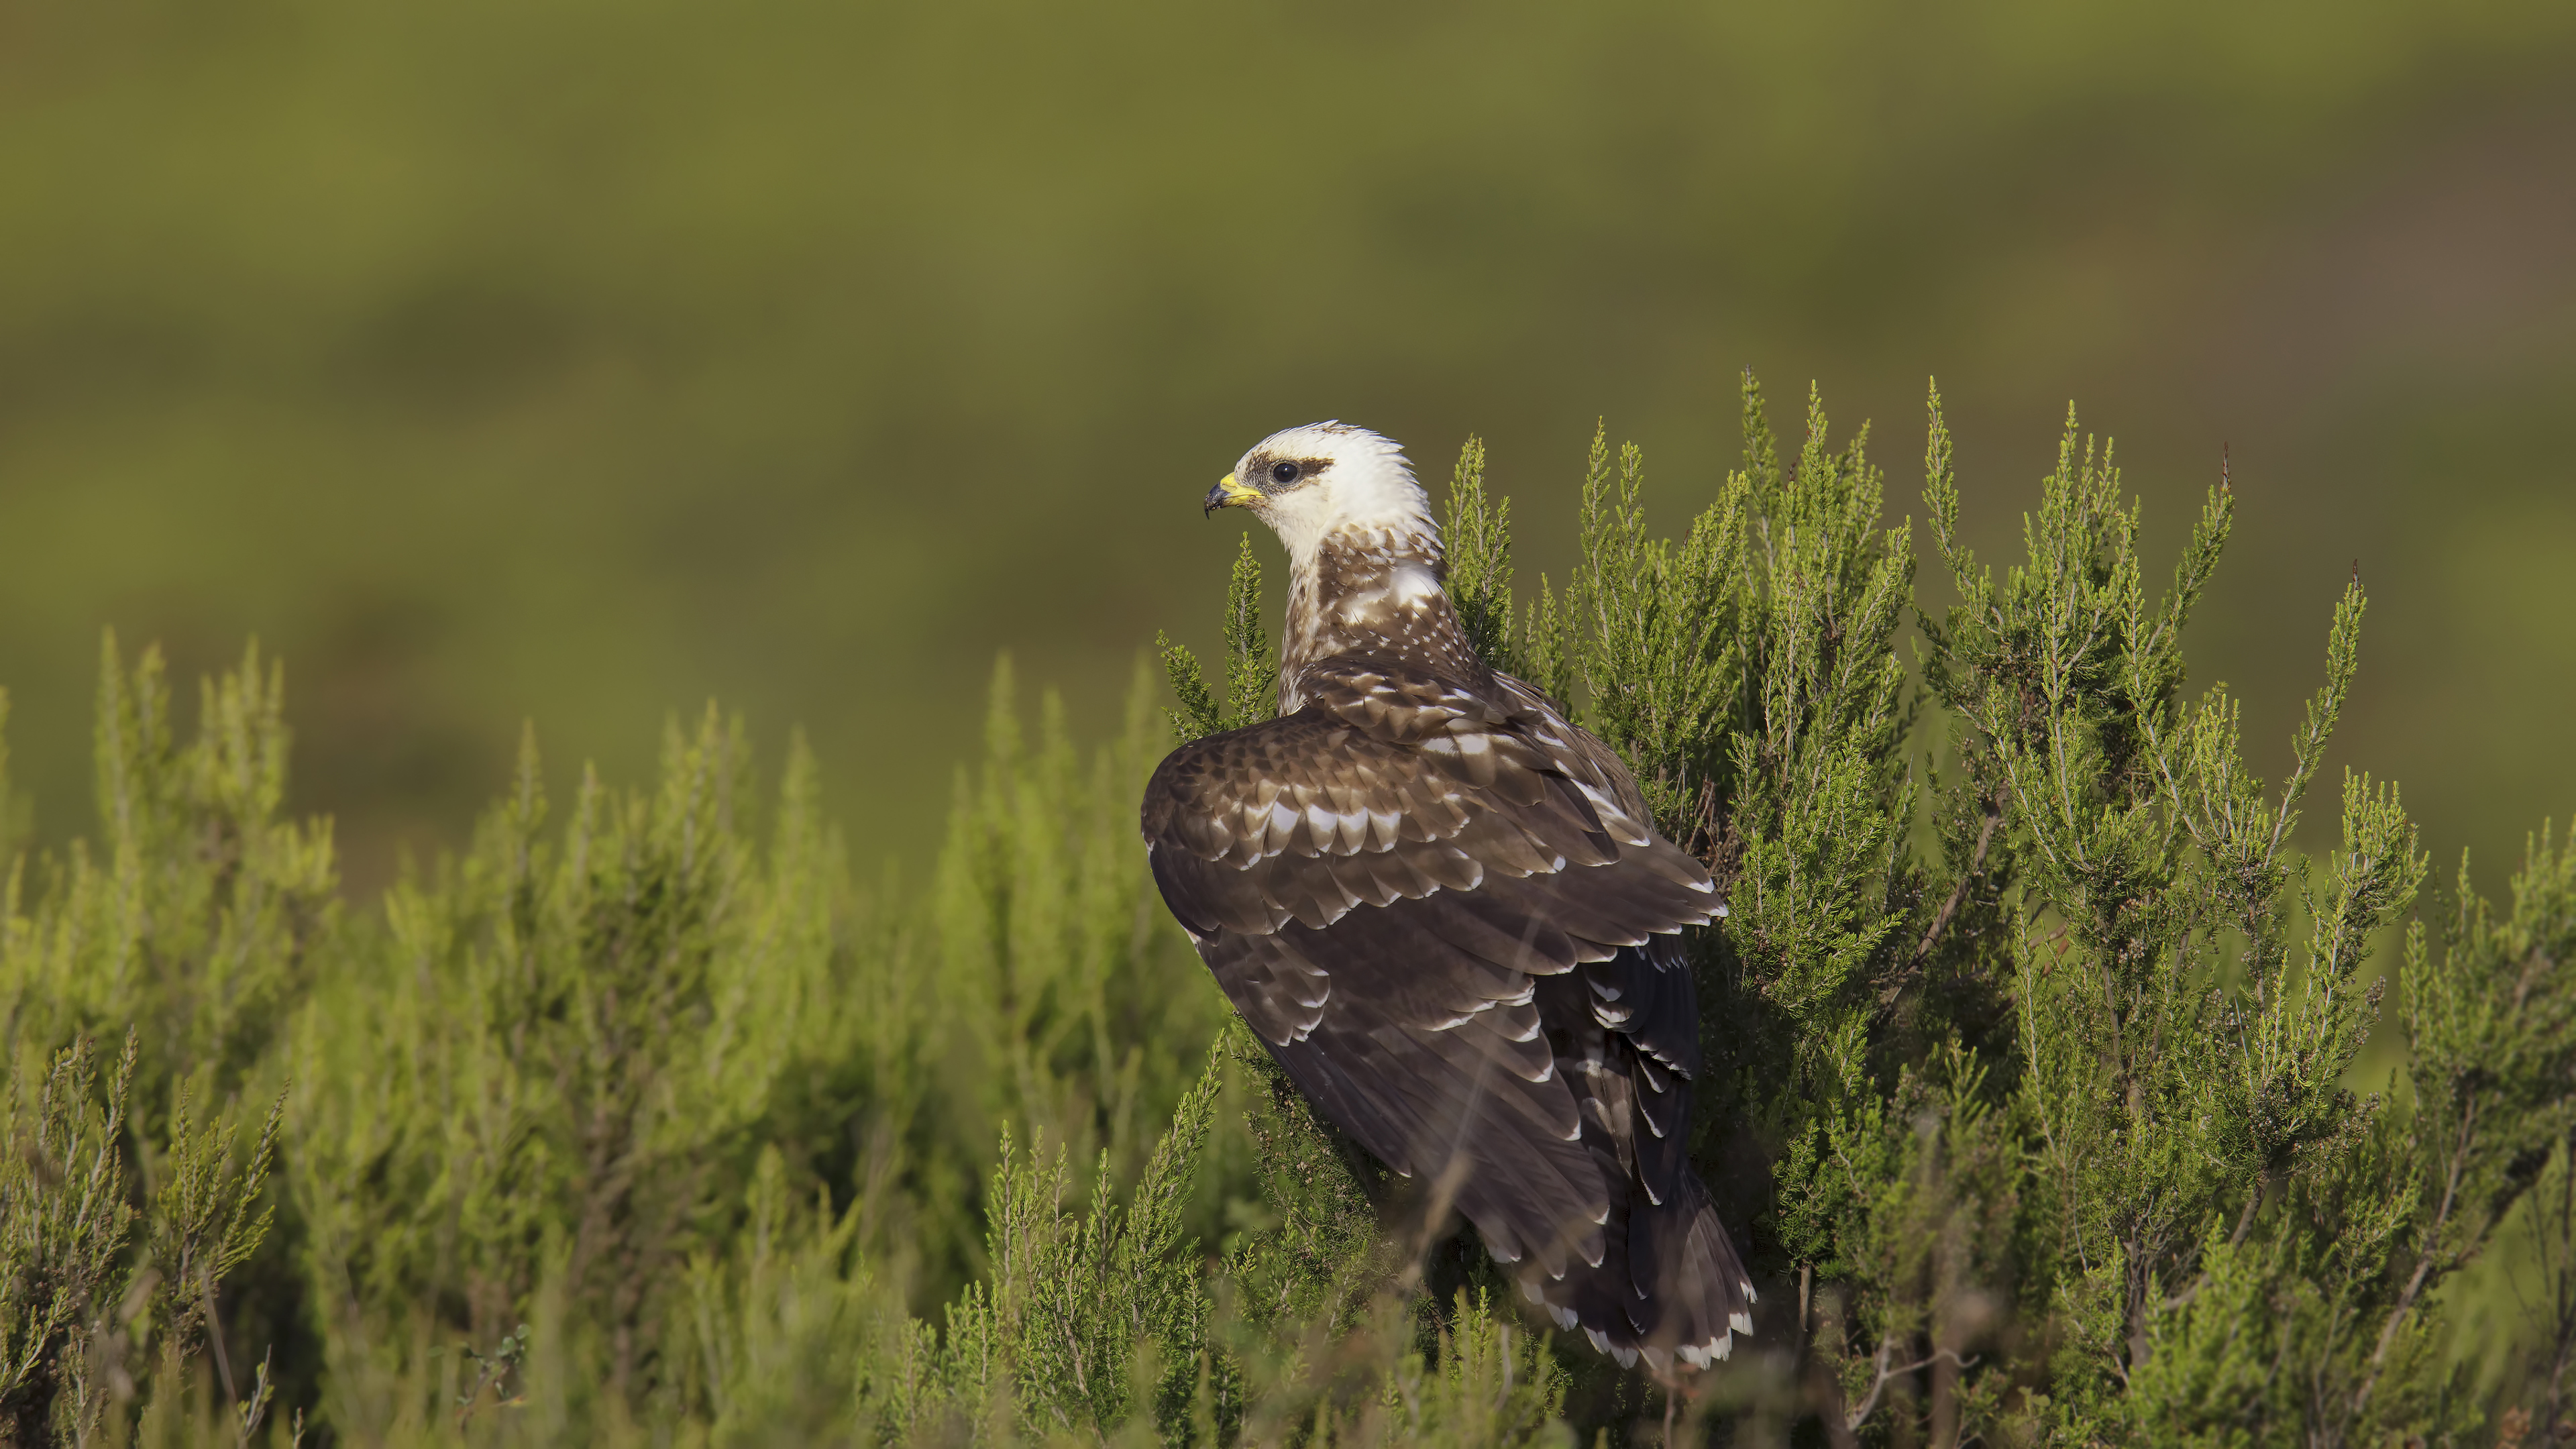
[942, 1049, 1220, 1442]
[1442, 435, 1515, 676]
[1, 376, 2570, 1446]
[1, 1035, 139, 1446]
[1161, 536, 1278, 745]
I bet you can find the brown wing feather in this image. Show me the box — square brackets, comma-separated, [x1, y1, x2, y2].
[1142, 659, 1747, 1362]
[1142, 664, 1717, 937]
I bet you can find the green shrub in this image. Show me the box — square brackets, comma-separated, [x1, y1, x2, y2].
[1, 375, 2571, 1446]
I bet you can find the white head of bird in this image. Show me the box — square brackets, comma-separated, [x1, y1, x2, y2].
[1203, 422, 1439, 573]
[1204, 423, 1481, 693]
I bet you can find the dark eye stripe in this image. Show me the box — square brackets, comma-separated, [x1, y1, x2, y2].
[1256, 457, 1336, 491]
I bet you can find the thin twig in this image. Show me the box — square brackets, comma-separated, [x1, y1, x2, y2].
[2352, 1093, 2477, 1421]
[1884, 801, 2002, 1004]
[1843, 1339, 1980, 1432]
[2165, 1171, 2271, 1315]
[2230, 1168, 2268, 1250]
[202, 1267, 238, 1407]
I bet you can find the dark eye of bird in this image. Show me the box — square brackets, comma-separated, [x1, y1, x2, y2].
[1271, 461, 1300, 486]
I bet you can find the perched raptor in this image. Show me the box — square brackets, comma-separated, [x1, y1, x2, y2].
[1140, 422, 1754, 1370]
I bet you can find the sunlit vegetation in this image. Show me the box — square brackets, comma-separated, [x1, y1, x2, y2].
[5, 380, 2573, 1444]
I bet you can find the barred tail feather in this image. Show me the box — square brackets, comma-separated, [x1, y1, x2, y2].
[1523, 1165, 1752, 1371]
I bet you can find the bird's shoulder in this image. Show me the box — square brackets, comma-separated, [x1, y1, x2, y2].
[1140, 656, 1607, 847]
[1139, 656, 1710, 936]
[1293, 657, 1661, 841]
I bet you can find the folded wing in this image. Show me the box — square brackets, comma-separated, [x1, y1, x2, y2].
[1143, 662, 1748, 1354]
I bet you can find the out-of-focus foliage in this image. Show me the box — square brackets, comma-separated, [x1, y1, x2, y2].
[0, 0, 2571, 895]
[0, 629, 1576, 1446]
[3, 378, 2574, 1445]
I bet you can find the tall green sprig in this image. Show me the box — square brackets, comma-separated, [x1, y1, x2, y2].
[1159, 534, 1278, 744]
[1570, 417, 1750, 837]
[944, 1043, 1225, 1442]
[1442, 434, 1517, 674]
[1434, 429, 1576, 704]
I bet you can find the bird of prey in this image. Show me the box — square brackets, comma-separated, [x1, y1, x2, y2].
[1139, 422, 1754, 1370]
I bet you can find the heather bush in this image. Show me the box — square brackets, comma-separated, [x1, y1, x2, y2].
[3, 376, 2570, 1446]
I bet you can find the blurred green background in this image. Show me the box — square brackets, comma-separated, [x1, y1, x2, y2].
[2, 0, 2571, 891]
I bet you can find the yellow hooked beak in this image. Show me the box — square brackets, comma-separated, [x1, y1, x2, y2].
[1202, 472, 1264, 515]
